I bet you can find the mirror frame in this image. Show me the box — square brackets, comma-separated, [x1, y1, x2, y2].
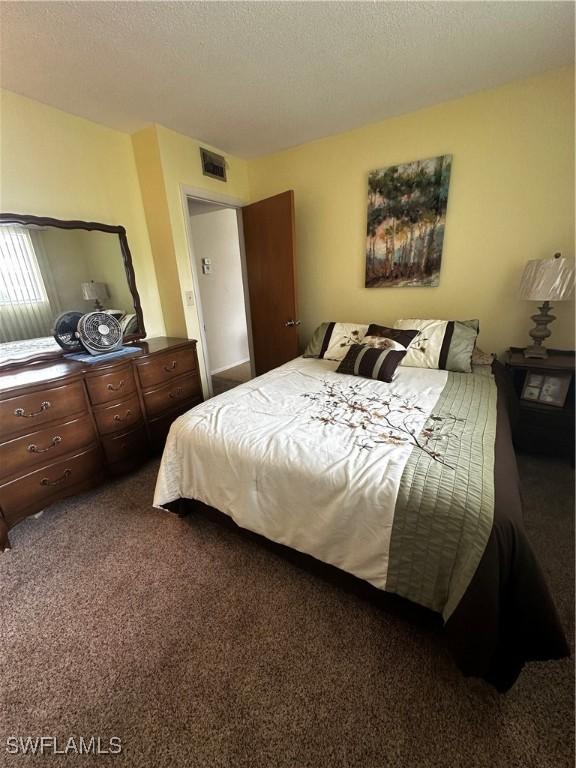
[0, 213, 146, 370]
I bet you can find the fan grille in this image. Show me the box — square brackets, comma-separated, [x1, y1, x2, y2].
[53, 311, 83, 351]
[77, 312, 123, 354]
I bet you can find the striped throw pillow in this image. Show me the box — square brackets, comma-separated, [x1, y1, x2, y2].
[365, 324, 420, 349]
[336, 341, 407, 383]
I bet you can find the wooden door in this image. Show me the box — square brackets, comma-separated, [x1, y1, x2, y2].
[241, 190, 299, 375]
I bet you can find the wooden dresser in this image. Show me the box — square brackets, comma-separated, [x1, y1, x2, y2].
[0, 337, 201, 550]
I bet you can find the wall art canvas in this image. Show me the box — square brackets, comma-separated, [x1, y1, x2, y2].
[365, 154, 452, 288]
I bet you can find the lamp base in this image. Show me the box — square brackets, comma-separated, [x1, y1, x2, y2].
[523, 344, 549, 359]
[524, 301, 555, 359]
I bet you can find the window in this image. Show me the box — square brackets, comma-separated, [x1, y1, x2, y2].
[0, 226, 48, 306]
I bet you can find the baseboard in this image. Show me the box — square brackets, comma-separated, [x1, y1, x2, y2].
[211, 358, 251, 376]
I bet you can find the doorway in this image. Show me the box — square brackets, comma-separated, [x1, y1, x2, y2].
[186, 196, 253, 398]
[182, 186, 299, 397]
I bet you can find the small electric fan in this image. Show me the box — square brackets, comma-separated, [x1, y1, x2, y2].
[53, 311, 84, 351]
[76, 312, 123, 355]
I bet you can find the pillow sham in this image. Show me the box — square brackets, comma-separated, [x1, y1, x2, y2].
[393, 318, 479, 373]
[302, 322, 369, 361]
[302, 322, 330, 358]
[336, 341, 407, 383]
[365, 323, 420, 349]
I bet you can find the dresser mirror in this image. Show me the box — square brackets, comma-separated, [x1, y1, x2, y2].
[0, 214, 145, 369]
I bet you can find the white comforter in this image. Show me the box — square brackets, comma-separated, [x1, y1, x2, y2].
[154, 357, 447, 590]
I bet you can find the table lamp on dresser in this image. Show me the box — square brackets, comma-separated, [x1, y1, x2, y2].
[519, 252, 574, 359]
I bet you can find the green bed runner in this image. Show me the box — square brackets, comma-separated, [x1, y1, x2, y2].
[386, 371, 498, 621]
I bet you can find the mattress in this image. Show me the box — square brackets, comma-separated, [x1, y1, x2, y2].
[154, 356, 569, 690]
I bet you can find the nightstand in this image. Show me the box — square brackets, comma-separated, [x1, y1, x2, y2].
[504, 348, 575, 460]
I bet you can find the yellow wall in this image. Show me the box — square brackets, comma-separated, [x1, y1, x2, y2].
[132, 124, 250, 389]
[132, 126, 187, 337]
[0, 90, 165, 337]
[2, 68, 574, 371]
[249, 68, 575, 355]
[155, 125, 250, 335]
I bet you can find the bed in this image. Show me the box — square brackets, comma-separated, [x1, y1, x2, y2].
[154, 355, 569, 691]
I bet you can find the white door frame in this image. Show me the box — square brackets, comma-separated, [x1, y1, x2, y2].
[179, 184, 254, 398]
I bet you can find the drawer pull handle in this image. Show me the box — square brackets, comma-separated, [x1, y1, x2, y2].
[164, 360, 177, 372]
[40, 468, 72, 487]
[14, 401, 51, 418]
[28, 436, 62, 454]
[113, 409, 133, 423]
[106, 380, 125, 392]
[169, 387, 184, 399]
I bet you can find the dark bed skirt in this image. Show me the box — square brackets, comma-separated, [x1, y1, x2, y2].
[163, 363, 569, 692]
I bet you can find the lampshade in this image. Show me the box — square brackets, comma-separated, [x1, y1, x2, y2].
[519, 255, 574, 302]
[81, 281, 108, 302]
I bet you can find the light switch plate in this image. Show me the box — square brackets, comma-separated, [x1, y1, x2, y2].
[184, 290, 195, 307]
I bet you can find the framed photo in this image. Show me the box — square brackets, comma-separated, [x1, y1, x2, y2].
[521, 372, 571, 408]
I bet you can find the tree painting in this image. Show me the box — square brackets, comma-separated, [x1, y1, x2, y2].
[365, 155, 452, 288]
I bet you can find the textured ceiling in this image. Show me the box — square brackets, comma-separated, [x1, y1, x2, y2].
[0, 1, 573, 158]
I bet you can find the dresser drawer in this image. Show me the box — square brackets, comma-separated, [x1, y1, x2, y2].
[0, 381, 87, 438]
[0, 415, 96, 480]
[86, 365, 136, 406]
[101, 424, 148, 465]
[93, 394, 143, 436]
[136, 346, 197, 389]
[148, 407, 193, 453]
[0, 447, 102, 523]
[143, 376, 202, 418]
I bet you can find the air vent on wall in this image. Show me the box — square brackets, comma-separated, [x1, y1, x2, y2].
[200, 148, 227, 182]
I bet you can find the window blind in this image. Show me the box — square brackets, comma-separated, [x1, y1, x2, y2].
[0, 226, 55, 342]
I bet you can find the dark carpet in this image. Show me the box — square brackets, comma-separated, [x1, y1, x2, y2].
[0, 455, 573, 767]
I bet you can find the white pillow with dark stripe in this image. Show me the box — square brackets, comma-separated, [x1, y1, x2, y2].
[336, 341, 407, 382]
[306, 322, 369, 361]
[393, 318, 479, 372]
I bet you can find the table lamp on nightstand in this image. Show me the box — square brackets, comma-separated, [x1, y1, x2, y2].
[519, 252, 574, 359]
[81, 281, 109, 311]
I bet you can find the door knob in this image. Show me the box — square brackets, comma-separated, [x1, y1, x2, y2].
[285, 320, 302, 327]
